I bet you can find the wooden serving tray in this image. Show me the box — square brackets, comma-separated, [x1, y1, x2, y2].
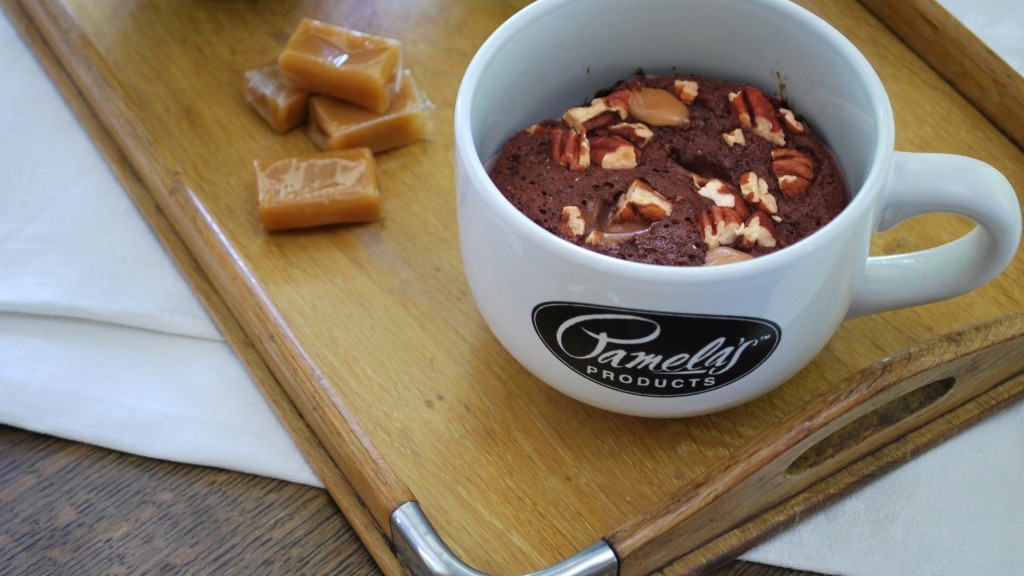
[13, 0, 1024, 574]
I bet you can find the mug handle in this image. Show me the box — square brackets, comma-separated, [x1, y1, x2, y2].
[848, 152, 1022, 318]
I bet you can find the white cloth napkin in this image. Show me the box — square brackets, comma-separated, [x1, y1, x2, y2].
[2, 9, 1022, 576]
[0, 13, 318, 488]
[938, 0, 1024, 75]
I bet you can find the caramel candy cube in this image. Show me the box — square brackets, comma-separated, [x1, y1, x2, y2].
[255, 148, 380, 231]
[307, 70, 433, 153]
[278, 18, 402, 113]
[243, 64, 310, 133]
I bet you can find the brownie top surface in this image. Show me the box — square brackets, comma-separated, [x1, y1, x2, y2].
[488, 74, 849, 267]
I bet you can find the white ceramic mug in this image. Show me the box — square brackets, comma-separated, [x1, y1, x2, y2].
[454, 0, 1021, 417]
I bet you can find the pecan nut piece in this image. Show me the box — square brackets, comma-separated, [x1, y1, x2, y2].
[772, 148, 815, 198]
[613, 180, 672, 223]
[744, 87, 785, 146]
[728, 91, 752, 128]
[673, 79, 699, 104]
[739, 172, 778, 214]
[560, 206, 586, 238]
[722, 128, 746, 147]
[563, 89, 630, 133]
[589, 136, 639, 169]
[607, 122, 654, 148]
[700, 205, 745, 249]
[729, 87, 785, 146]
[550, 127, 591, 170]
[779, 108, 805, 134]
[696, 179, 750, 220]
[737, 211, 778, 249]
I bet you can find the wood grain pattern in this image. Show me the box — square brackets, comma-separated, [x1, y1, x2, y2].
[14, 0, 1024, 574]
[860, 0, 1024, 149]
[0, 425, 825, 576]
[0, 426, 376, 575]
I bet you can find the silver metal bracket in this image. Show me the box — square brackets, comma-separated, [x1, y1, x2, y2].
[391, 501, 619, 576]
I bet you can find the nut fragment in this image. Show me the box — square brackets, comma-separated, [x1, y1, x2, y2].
[772, 148, 815, 197]
[722, 128, 746, 147]
[738, 172, 778, 214]
[704, 246, 753, 266]
[700, 205, 745, 249]
[608, 122, 654, 148]
[737, 211, 778, 249]
[613, 179, 672, 223]
[695, 179, 734, 206]
[728, 91, 751, 128]
[560, 206, 586, 238]
[603, 89, 632, 116]
[744, 87, 785, 146]
[696, 179, 749, 219]
[729, 87, 785, 146]
[627, 86, 689, 126]
[589, 136, 638, 169]
[779, 108, 805, 134]
[673, 79, 699, 104]
[550, 127, 590, 170]
[582, 112, 623, 133]
[563, 90, 629, 132]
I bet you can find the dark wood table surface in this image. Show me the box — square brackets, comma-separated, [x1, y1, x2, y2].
[0, 425, 824, 576]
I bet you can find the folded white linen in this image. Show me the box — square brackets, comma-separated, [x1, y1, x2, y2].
[0, 313, 320, 487]
[1, 8, 1021, 576]
[0, 12, 319, 488]
[938, 0, 1024, 74]
[742, 399, 1024, 576]
[0, 14, 216, 341]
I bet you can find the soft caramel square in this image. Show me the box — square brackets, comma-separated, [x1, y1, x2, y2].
[255, 148, 380, 231]
[278, 18, 402, 113]
[307, 70, 433, 153]
[243, 64, 309, 133]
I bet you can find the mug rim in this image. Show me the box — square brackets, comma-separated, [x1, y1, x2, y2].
[454, 0, 896, 283]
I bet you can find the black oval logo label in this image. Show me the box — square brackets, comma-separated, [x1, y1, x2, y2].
[532, 302, 781, 397]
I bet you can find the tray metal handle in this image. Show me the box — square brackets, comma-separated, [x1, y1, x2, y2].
[392, 501, 619, 576]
